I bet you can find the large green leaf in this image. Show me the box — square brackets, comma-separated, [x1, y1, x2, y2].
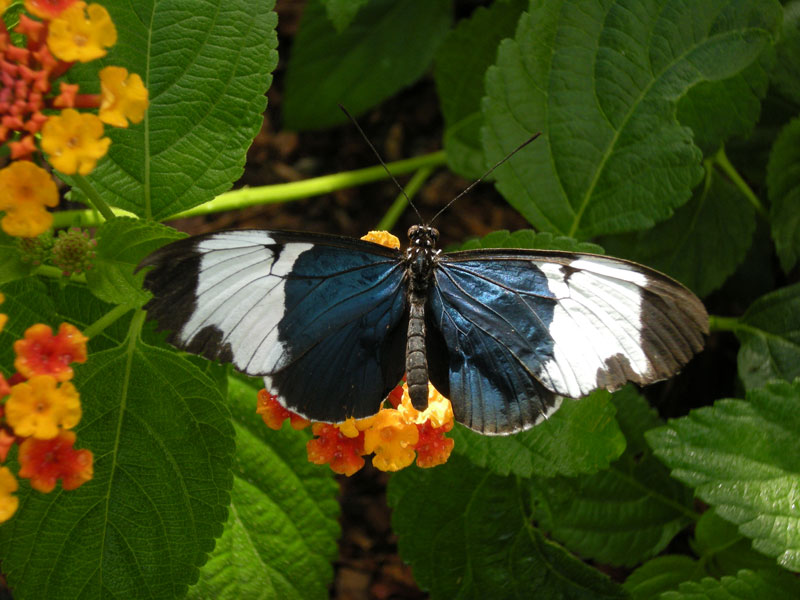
[602, 163, 755, 297]
[0, 231, 33, 285]
[534, 388, 695, 566]
[283, 0, 452, 130]
[457, 229, 603, 253]
[320, 0, 369, 31]
[660, 569, 800, 600]
[189, 377, 339, 600]
[0, 332, 236, 598]
[767, 117, 800, 273]
[482, 0, 781, 239]
[75, 0, 277, 220]
[434, 0, 527, 178]
[647, 380, 800, 572]
[388, 454, 626, 599]
[451, 390, 625, 478]
[87, 218, 185, 305]
[691, 510, 778, 576]
[734, 283, 800, 390]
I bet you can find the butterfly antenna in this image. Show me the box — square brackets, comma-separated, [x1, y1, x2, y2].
[428, 131, 542, 226]
[338, 104, 424, 223]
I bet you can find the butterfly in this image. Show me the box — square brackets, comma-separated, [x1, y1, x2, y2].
[137, 224, 708, 435]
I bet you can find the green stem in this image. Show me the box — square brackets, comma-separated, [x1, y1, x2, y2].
[83, 302, 134, 339]
[32, 264, 87, 283]
[49, 151, 448, 228]
[166, 150, 447, 221]
[375, 165, 435, 231]
[71, 174, 116, 222]
[709, 314, 741, 333]
[713, 147, 769, 220]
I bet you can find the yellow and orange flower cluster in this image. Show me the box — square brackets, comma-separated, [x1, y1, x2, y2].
[0, 1, 148, 237]
[259, 382, 455, 476]
[0, 295, 94, 524]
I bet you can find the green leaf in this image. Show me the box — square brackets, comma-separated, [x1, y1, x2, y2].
[451, 390, 626, 478]
[388, 454, 626, 599]
[646, 380, 800, 572]
[624, 555, 704, 600]
[283, 0, 452, 130]
[79, 0, 277, 220]
[87, 217, 185, 305]
[458, 229, 603, 254]
[320, 0, 370, 31]
[0, 332, 236, 599]
[189, 377, 339, 600]
[534, 387, 695, 566]
[676, 50, 773, 155]
[482, 0, 780, 239]
[434, 0, 527, 178]
[771, 1, 800, 105]
[602, 163, 755, 297]
[767, 117, 800, 273]
[734, 283, 800, 390]
[660, 569, 800, 600]
[691, 509, 778, 577]
[0, 230, 33, 285]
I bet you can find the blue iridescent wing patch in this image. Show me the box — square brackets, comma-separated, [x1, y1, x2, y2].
[139, 230, 408, 421]
[430, 250, 707, 433]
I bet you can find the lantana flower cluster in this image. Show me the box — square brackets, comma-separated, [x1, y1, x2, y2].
[0, 294, 94, 524]
[256, 230, 455, 476]
[258, 381, 455, 476]
[0, 0, 148, 238]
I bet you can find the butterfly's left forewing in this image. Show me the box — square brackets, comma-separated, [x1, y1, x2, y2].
[139, 230, 409, 422]
[429, 249, 708, 434]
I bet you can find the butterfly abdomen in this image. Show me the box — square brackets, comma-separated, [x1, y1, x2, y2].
[406, 299, 429, 409]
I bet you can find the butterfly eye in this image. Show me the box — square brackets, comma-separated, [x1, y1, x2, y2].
[407, 225, 419, 240]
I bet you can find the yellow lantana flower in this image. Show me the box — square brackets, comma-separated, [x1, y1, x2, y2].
[0, 467, 19, 524]
[41, 109, 111, 175]
[363, 409, 419, 471]
[397, 383, 454, 428]
[5, 374, 82, 439]
[99, 66, 149, 128]
[0, 161, 59, 237]
[47, 2, 117, 62]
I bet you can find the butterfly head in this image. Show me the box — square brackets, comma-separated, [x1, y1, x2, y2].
[407, 225, 439, 249]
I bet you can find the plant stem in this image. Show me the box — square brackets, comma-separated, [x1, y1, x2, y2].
[83, 303, 134, 339]
[375, 165, 435, 231]
[708, 314, 741, 333]
[50, 151, 448, 228]
[713, 147, 769, 220]
[166, 150, 447, 221]
[71, 174, 116, 222]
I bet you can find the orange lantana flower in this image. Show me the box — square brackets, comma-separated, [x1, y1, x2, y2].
[17, 430, 93, 493]
[306, 423, 366, 476]
[41, 109, 111, 175]
[0, 161, 59, 237]
[46, 2, 117, 62]
[25, 0, 78, 19]
[256, 389, 310, 430]
[5, 375, 82, 439]
[14, 322, 88, 381]
[99, 66, 149, 128]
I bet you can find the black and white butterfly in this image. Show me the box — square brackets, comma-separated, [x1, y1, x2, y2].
[138, 224, 707, 435]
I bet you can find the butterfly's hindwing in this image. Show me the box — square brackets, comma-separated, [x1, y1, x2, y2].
[139, 230, 409, 421]
[429, 250, 707, 433]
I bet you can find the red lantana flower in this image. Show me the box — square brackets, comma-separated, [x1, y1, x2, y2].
[25, 0, 78, 20]
[414, 420, 455, 468]
[256, 389, 310, 430]
[306, 423, 365, 477]
[17, 430, 93, 492]
[14, 322, 88, 381]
